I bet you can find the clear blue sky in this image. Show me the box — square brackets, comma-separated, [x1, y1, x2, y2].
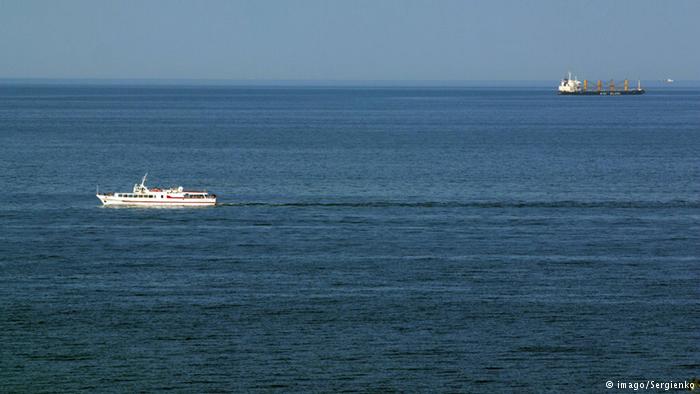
[1, 0, 698, 81]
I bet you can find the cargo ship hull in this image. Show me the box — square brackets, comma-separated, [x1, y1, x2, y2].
[558, 89, 645, 96]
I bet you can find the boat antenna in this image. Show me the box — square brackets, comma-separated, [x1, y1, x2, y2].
[141, 172, 148, 186]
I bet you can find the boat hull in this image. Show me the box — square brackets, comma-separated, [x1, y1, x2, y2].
[558, 89, 645, 95]
[97, 194, 216, 207]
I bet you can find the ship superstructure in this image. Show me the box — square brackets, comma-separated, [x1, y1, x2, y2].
[558, 71, 645, 95]
[96, 174, 217, 207]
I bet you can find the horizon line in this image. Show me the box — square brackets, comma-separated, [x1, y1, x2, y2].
[1, 77, 698, 87]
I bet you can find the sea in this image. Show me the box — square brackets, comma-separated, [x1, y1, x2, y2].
[1, 84, 698, 392]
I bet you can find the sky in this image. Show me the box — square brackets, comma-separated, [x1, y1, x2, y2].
[1, 0, 699, 81]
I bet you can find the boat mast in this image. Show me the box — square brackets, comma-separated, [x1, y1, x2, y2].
[133, 172, 149, 194]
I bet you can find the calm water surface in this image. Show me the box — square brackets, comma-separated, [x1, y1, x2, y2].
[1, 85, 699, 392]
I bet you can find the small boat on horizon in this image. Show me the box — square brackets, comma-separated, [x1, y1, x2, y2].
[96, 174, 217, 207]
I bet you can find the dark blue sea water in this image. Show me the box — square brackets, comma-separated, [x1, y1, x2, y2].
[1, 85, 699, 392]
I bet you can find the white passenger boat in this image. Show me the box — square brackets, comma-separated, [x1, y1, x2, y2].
[96, 174, 217, 207]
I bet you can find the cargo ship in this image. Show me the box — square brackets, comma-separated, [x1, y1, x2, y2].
[557, 72, 645, 95]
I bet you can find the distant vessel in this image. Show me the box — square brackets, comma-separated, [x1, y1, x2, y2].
[665, 78, 674, 83]
[96, 174, 217, 207]
[558, 72, 645, 95]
